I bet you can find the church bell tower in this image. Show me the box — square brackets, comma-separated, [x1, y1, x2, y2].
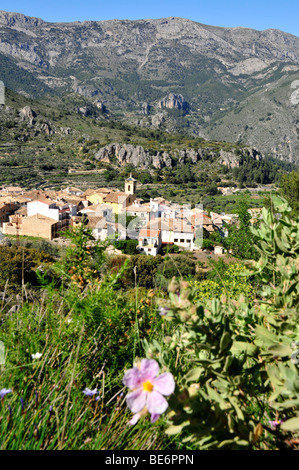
[125, 173, 137, 195]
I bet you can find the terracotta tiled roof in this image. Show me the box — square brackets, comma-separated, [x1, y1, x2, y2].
[15, 206, 27, 216]
[36, 199, 56, 206]
[139, 229, 161, 238]
[2, 186, 24, 192]
[84, 188, 112, 196]
[86, 216, 105, 228]
[104, 192, 129, 204]
[24, 214, 58, 225]
[126, 205, 150, 213]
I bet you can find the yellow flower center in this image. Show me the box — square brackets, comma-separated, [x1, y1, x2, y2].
[143, 380, 154, 392]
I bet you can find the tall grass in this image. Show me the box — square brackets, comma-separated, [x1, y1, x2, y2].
[0, 264, 174, 449]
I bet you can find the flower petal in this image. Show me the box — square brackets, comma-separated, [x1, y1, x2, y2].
[140, 359, 159, 380]
[146, 390, 168, 415]
[129, 413, 141, 425]
[126, 389, 147, 413]
[123, 367, 143, 389]
[150, 413, 160, 423]
[153, 373, 175, 396]
[0, 388, 12, 399]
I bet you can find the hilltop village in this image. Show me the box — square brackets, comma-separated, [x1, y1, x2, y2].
[0, 176, 261, 255]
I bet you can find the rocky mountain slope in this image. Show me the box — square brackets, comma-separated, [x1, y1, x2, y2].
[0, 11, 299, 162]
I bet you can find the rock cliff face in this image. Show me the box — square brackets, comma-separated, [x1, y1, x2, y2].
[94, 143, 173, 169]
[157, 93, 189, 111]
[220, 148, 263, 167]
[94, 143, 262, 169]
[0, 10, 44, 28]
[19, 106, 36, 125]
[1, 11, 299, 161]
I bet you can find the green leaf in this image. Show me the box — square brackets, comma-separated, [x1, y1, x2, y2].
[231, 341, 259, 357]
[267, 364, 284, 387]
[281, 417, 299, 431]
[206, 384, 227, 408]
[184, 367, 204, 383]
[228, 396, 244, 420]
[268, 343, 293, 357]
[220, 332, 232, 352]
[275, 398, 299, 409]
[165, 422, 189, 435]
[255, 325, 279, 346]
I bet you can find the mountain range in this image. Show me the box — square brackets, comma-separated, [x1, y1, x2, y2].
[0, 10, 299, 162]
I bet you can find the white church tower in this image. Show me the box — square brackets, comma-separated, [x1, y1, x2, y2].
[125, 173, 137, 195]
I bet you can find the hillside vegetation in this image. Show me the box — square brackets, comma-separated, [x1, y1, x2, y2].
[0, 88, 296, 206]
[0, 195, 298, 450]
[0, 11, 299, 161]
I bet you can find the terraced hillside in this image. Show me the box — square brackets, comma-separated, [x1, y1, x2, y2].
[0, 11, 299, 161]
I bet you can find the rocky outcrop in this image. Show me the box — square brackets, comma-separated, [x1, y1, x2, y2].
[94, 100, 106, 113]
[60, 127, 72, 135]
[76, 106, 91, 117]
[1, 12, 299, 161]
[94, 143, 227, 169]
[247, 147, 263, 161]
[151, 113, 165, 128]
[142, 102, 151, 115]
[40, 123, 52, 135]
[220, 148, 264, 167]
[94, 143, 173, 169]
[19, 106, 36, 125]
[0, 10, 44, 28]
[157, 93, 189, 111]
[75, 86, 101, 98]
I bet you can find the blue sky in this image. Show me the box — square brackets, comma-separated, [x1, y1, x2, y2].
[1, 0, 299, 37]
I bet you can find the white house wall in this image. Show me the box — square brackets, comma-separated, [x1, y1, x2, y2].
[27, 201, 59, 221]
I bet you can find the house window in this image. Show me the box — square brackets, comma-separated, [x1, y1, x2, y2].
[174, 238, 178, 242]
[128, 185, 131, 191]
[148, 248, 151, 252]
[180, 239, 185, 243]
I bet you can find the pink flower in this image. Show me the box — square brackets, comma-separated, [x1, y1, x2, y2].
[123, 359, 175, 425]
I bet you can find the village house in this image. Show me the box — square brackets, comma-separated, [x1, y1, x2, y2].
[131, 198, 145, 207]
[27, 199, 77, 229]
[86, 191, 110, 205]
[3, 213, 61, 240]
[144, 217, 195, 250]
[1, 186, 24, 195]
[80, 203, 113, 221]
[125, 204, 151, 226]
[0, 202, 20, 226]
[145, 218, 174, 245]
[210, 211, 224, 229]
[84, 188, 112, 205]
[87, 217, 126, 241]
[172, 219, 195, 250]
[149, 197, 171, 220]
[138, 228, 162, 256]
[62, 186, 84, 197]
[190, 212, 214, 234]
